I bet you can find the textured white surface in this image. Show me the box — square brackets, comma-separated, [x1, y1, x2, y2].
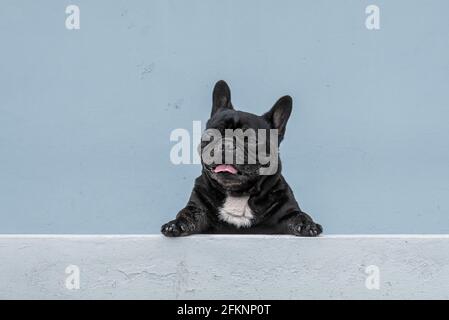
[1, 235, 449, 299]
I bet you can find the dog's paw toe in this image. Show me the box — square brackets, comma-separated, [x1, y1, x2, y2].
[293, 221, 323, 237]
[161, 219, 190, 237]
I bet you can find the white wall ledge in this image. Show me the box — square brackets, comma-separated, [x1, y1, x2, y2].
[1, 235, 449, 299]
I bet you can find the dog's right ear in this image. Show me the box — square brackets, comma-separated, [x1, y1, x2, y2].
[263, 95, 293, 142]
[211, 80, 233, 117]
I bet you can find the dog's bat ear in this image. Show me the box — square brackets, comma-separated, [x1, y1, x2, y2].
[211, 80, 233, 117]
[263, 95, 293, 141]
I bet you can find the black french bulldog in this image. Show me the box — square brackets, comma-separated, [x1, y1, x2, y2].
[161, 80, 322, 237]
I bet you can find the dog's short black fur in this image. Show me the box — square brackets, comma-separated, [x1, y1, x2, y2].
[161, 81, 322, 237]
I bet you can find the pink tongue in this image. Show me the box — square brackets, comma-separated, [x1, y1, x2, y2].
[214, 164, 238, 174]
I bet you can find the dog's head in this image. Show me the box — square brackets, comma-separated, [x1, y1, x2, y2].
[200, 80, 292, 192]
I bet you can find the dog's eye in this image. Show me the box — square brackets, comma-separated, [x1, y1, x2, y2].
[201, 130, 213, 142]
[201, 128, 222, 142]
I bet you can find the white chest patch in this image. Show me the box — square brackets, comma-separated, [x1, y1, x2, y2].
[218, 195, 254, 228]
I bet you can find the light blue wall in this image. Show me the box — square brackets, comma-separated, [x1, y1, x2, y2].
[1, 0, 448, 233]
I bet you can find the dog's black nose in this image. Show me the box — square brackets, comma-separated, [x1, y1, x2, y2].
[221, 137, 236, 164]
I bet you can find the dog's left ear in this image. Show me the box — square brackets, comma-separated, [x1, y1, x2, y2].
[263, 95, 293, 141]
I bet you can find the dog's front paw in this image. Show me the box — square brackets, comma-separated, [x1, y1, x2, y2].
[290, 218, 323, 237]
[161, 218, 192, 237]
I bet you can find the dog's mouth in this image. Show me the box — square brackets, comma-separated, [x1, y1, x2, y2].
[212, 164, 238, 174]
[207, 163, 261, 191]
